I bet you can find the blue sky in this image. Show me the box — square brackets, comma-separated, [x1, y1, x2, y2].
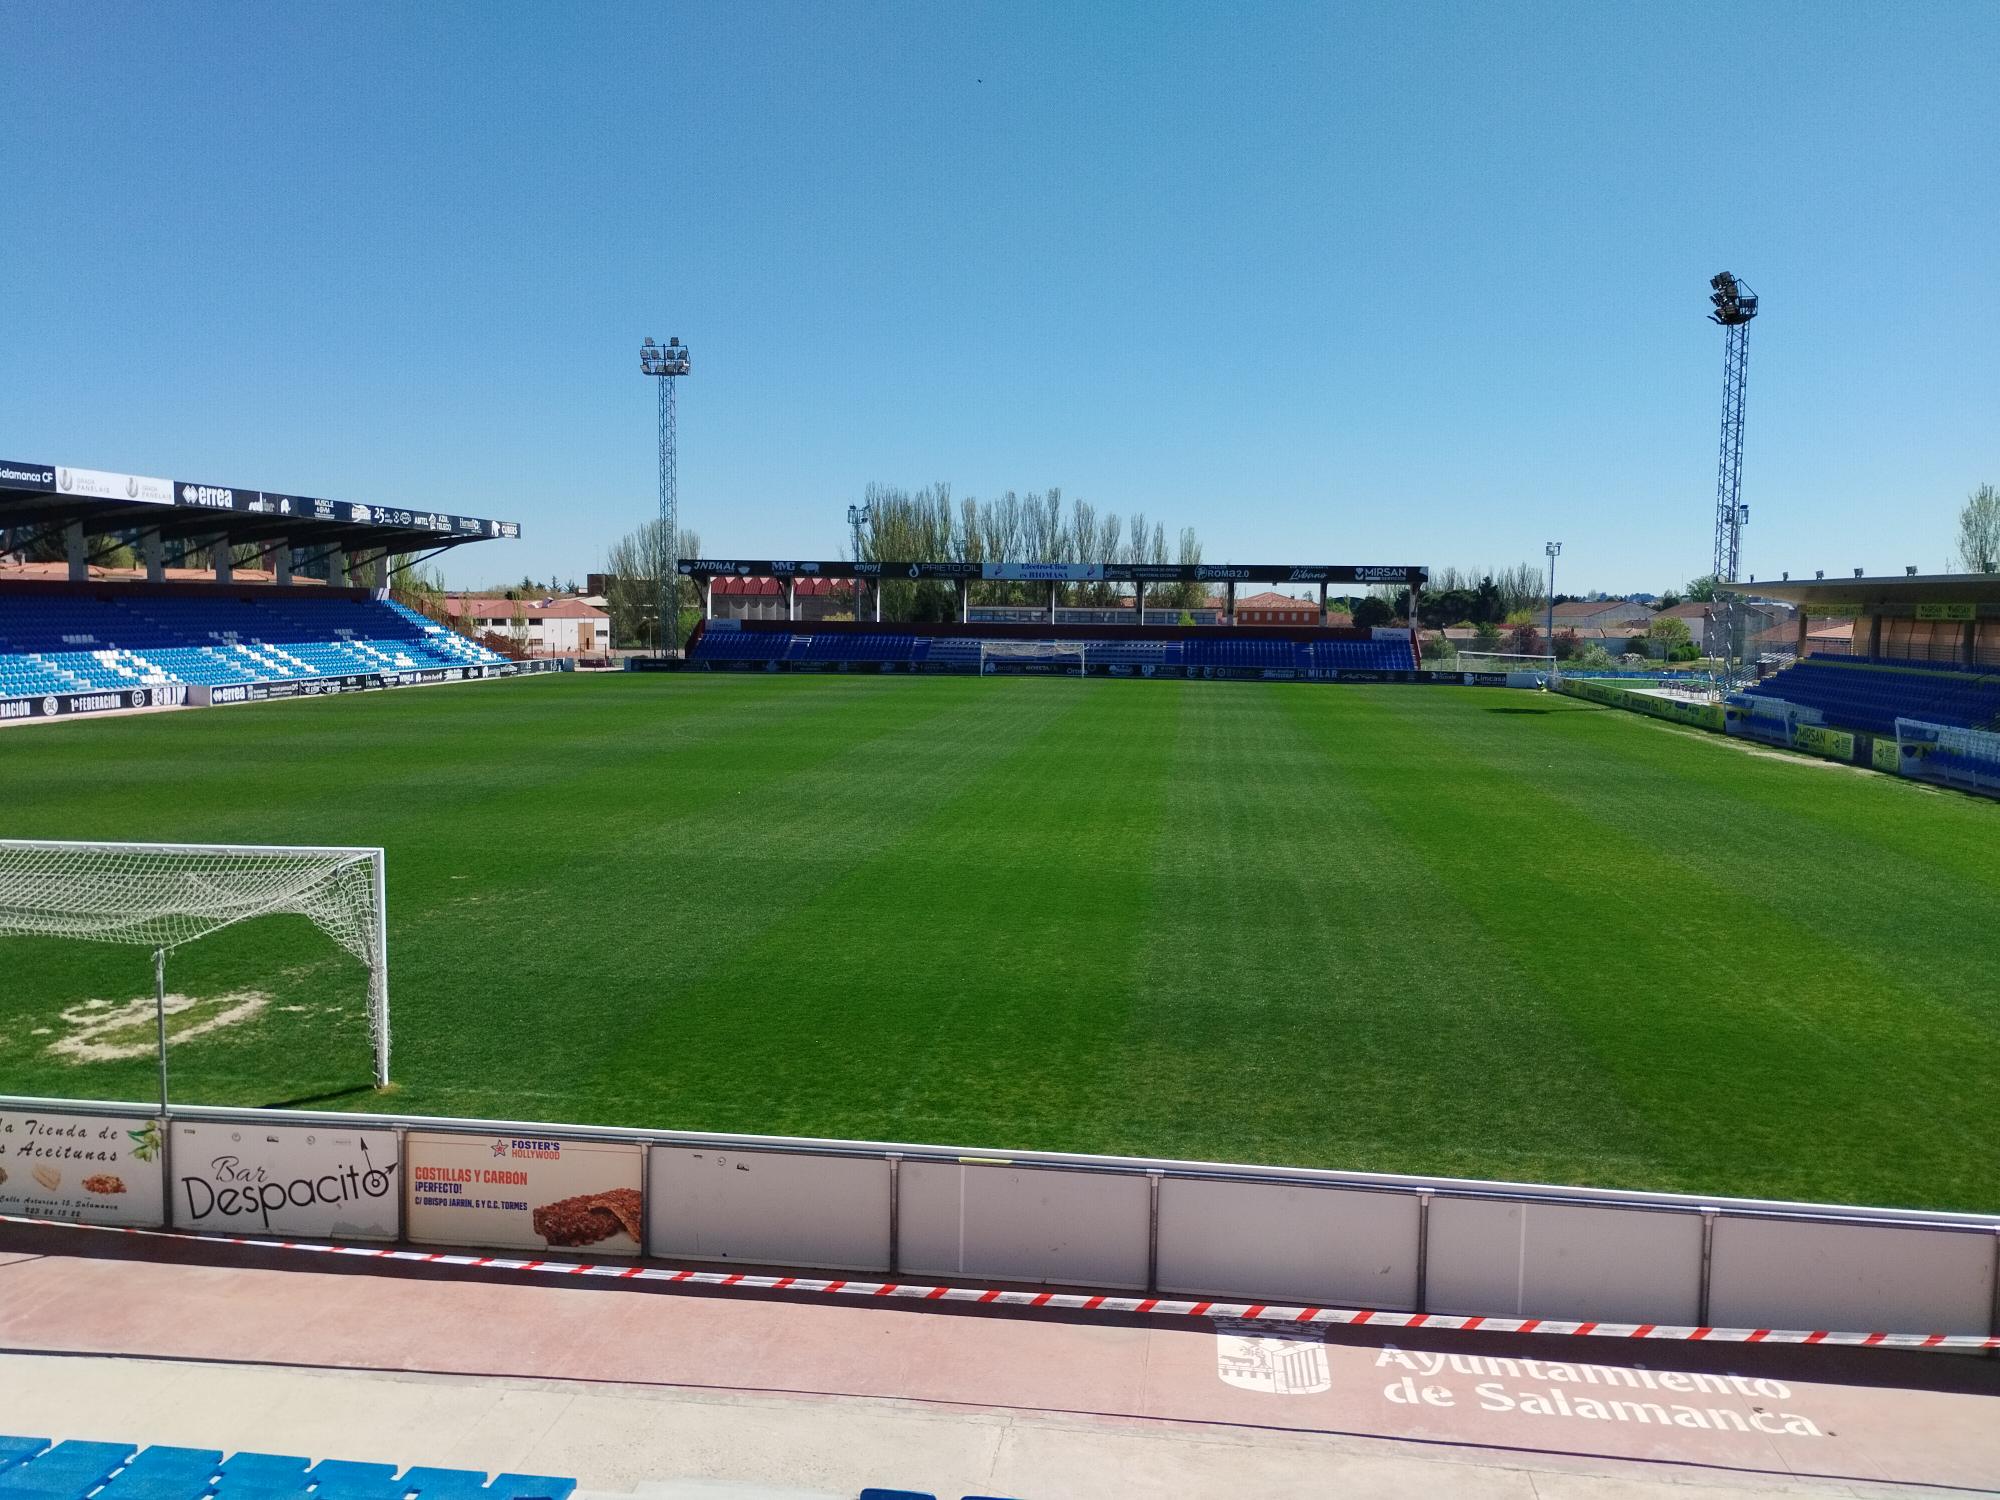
[2, 1, 1994, 591]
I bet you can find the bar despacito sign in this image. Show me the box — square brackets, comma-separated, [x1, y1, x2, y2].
[405, 1132, 642, 1254]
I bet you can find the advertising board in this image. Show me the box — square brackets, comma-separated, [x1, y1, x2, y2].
[0, 1108, 164, 1227]
[984, 562, 1105, 581]
[171, 1122, 399, 1239]
[405, 1132, 642, 1254]
[0, 459, 56, 492]
[53, 465, 174, 505]
[0, 685, 188, 723]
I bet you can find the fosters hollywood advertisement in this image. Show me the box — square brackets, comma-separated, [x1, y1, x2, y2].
[172, 1123, 399, 1240]
[406, 1133, 643, 1254]
[0, 1109, 166, 1227]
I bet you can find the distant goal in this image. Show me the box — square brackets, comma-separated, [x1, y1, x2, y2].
[1435, 650, 1558, 682]
[980, 640, 1088, 676]
[0, 840, 391, 1090]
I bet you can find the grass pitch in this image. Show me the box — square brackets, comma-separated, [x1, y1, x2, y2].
[3, 674, 1996, 1212]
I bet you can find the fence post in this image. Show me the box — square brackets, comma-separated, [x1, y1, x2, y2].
[887, 1153, 902, 1275]
[394, 1125, 409, 1246]
[1414, 1191, 1432, 1313]
[1146, 1170, 1163, 1295]
[1698, 1208, 1718, 1325]
[1989, 1228, 2000, 1351]
[638, 1141, 653, 1260]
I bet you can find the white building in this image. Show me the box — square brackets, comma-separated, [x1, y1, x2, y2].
[450, 596, 608, 656]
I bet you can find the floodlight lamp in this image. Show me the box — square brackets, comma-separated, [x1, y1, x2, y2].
[1708, 271, 1759, 326]
[1854, 568, 1864, 578]
[1815, 570, 1824, 579]
[1907, 566, 1918, 576]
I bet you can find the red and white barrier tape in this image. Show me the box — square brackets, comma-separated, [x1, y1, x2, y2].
[6, 1214, 1995, 1353]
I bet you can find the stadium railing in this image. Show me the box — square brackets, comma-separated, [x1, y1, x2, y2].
[7, 1089, 1995, 1347]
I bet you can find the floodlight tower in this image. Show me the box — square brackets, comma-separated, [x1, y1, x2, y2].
[640, 336, 691, 655]
[1707, 273, 1757, 682]
[1544, 541, 1561, 651]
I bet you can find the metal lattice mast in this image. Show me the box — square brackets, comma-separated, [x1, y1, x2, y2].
[641, 337, 691, 655]
[1706, 274, 1757, 684]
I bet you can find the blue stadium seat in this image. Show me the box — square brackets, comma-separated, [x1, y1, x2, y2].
[213, 1454, 311, 1489]
[94, 1448, 223, 1500]
[1746, 657, 2000, 736]
[481, 1476, 574, 1500]
[0, 1442, 135, 1500]
[396, 1470, 487, 1500]
[857, 1490, 937, 1500]
[0, 1446, 47, 1481]
[0, 590, 508, 700]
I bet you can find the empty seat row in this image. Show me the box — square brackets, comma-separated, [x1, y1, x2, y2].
[1745, 658, 2000, 736]
[0, 1439, 571, 1500]
[689, 628, 1420, 679]
[0, 592, 507, 699]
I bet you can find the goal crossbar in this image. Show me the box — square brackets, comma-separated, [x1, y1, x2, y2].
[0, 839, 391, 1087]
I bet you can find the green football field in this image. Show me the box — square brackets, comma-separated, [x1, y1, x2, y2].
[3, 673, 1996, 1212]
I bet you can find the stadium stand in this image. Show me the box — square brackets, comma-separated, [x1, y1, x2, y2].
[1742, 656, 2000, 736]
[688, 620, 1417, 679]
[0, 1440, 572, 1500]
[0, 588, 505, 697]
[0, 1442, 1014, 1500]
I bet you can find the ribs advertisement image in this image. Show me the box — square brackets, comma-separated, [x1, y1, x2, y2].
[404, 1132, 643, 1254]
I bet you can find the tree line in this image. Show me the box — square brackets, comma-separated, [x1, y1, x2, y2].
[852, 483, 1211, 620]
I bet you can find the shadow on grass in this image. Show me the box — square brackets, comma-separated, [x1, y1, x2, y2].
[258, 1083, 381, 1110]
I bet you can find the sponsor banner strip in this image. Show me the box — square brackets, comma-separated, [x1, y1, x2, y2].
[3, 1214, 1992, 1353]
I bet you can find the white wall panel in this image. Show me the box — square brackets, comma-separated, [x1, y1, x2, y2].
[898, 1161, 1149, 1288]
[1709, 1216, 1996, 1335]
[1155, 1178, 1419, 1307]
[1425, 1197, 1703, 1324]
[647, 1146, 890, 1272]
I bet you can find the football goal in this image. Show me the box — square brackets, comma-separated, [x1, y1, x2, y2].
[979, 640, 1088, 675]
[1439, 650, 1559, 680]
[0, 840, 390, 1104]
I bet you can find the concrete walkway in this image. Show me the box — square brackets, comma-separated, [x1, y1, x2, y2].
[1, 1224, 1995, 1498]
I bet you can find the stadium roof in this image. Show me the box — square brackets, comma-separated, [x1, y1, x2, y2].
[1720, 573, 2000, 610]
[681, 559, 1429, 585]
[0, 456, 521, 557]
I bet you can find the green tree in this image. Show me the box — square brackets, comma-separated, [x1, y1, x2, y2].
[1952, 482, 2000, 572]
[1685, 574, 1720, 602]
[1473, 620, 1503, 646]
[1351, 595, 1394, 629]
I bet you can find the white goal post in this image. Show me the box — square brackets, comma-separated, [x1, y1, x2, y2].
[0, 840, 391, 1098]
[979, 640, 1088, 674]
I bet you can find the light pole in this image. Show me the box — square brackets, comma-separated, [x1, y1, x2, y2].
[847, 502, 872, 621]
[640, 336, 690, 656]
[1545, 541, 1562, 659]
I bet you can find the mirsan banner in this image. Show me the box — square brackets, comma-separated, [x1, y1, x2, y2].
[172, 1122, 399, 1240]
[0, 1109, 165, 1227]
[405, 1132, 642, 1254]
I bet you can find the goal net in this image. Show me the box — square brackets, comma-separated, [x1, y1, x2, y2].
[0, 840, 391, 1087]
[980, 640, 1088, 675]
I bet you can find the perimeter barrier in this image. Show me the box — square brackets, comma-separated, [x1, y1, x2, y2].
[2, 1094, 1996, 1345]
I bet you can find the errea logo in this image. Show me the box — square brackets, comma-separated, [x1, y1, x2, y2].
[180, 484, 235, 508]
